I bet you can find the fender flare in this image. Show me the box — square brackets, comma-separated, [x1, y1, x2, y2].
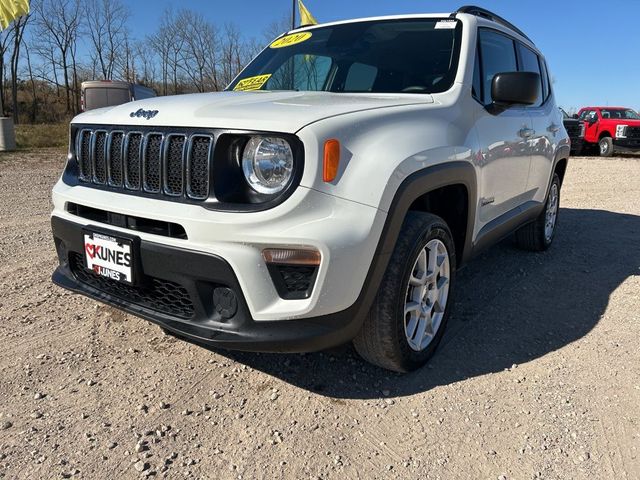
[550, 143, 570, 193]
[336, 161, 478, 335]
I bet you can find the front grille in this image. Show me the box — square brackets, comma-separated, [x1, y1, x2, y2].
[626, 126, 640, 140]
[108, 132, 124, 186]
[143, 134, 162, 193]
[76, 128, 213, 201]
[69, 252, 195, 319]
[165, 135, 186, 196]
[565, 124, 582, 137]
[94, 131, 107, 183]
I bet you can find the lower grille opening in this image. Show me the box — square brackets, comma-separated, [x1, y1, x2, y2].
[268, 264, 318, 300]
[66, 203, 187, 240]
[69, 252, 195, 319]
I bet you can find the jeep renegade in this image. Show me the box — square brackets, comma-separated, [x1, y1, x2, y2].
[51, 6, 570, 372]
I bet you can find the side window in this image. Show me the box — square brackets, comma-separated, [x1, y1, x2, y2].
[540, 59, 550, 102]
[516, 43, 542, 107]
[472, 49, 482, 101]
[344, 63, 378, 92]
[579, 110, 596, 122]
[478, 29, 518, 106]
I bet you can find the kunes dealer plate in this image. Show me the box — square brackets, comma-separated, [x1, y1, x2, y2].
[83, 231, 134, 284]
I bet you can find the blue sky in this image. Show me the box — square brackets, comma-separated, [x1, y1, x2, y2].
[130, 0, 640, 111]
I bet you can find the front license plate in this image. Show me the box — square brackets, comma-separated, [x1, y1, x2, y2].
[83, 231, 134, 284]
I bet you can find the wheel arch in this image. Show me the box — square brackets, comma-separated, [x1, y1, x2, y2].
[598, 130, 612, 140]
[379, 161, 477, 266]
[554, 157, 568, 187]
[407, 184, 469, 266]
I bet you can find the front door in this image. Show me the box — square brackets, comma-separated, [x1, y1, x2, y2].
[473, 28, 532, 226]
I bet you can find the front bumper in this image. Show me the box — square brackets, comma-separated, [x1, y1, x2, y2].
[51, 179, 386, 321]
[614, 138, 640, 152]
[51, 216, 366, 352]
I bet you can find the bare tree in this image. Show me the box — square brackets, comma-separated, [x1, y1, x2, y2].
[220, 23, 248, 87]
[175, 10, 220, 92]
[33, 0, 82, 114]
[86, 0, 128, 80]
[134, 40, 157, 87]
[117, 32, 136, 83]
[10, 15, 31, 123]
[147, 10, 176, 95]
[24, 44, 38, 122]
[0, 27, 13, 115]
[263, 14, 292, 42]
[5, 2, 273, 123]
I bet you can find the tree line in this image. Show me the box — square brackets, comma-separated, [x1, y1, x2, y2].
[0, 0, 286, 124]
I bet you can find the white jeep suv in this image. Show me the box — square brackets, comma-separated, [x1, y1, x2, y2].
[51, 6, 569, 372]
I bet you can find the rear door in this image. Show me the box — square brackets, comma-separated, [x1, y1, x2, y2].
[517, 43, 557, 203]
[473, 28, 533, 224]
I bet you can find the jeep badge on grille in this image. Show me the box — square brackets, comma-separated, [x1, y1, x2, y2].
[130, 108, 159, 120]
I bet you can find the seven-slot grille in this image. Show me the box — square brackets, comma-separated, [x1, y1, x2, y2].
[76, 129, 213, 200]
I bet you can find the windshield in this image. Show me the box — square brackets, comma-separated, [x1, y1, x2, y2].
[227, 18, 462, 94]
[600, 109, 640, 120]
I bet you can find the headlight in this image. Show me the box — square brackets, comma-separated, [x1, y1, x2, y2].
[616, 125, 628, 139]
[242, 136, 294, 195]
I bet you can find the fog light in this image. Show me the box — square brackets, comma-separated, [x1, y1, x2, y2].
[262, 248, 321, 266]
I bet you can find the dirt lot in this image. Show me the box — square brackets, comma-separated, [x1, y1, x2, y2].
[0, 150, 638, 480]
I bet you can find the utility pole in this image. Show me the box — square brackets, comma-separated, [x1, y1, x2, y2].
[291, 0, 296, 29]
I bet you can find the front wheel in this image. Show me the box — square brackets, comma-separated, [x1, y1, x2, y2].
[353, 212, 456, 372]
[599, 137, 614, 157]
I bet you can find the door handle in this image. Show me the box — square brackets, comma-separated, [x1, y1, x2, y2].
[547, 124, 560, 134]
[519, 128, 535, 138]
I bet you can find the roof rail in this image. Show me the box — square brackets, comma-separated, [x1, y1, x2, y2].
[453, 5, 533, 43]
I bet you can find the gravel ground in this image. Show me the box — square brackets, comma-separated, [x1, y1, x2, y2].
[0, 150, 638, 480]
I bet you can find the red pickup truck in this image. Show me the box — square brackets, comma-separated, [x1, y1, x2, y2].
[576, 107, 640, 156]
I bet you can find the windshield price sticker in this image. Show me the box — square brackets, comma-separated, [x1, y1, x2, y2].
[84, 232, 133, 283]
[435, 20, 457, 29]
[233, 74, 272, 91]
[270, 32, 312, 49]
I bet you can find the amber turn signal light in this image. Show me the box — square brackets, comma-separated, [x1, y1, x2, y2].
[323, 139, 340, 183]
[262, 248, 321, 266]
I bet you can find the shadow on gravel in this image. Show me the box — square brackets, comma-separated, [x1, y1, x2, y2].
[202, 208, 640, 399]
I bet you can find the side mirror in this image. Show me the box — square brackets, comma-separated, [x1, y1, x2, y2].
[491, 72, 540, 106]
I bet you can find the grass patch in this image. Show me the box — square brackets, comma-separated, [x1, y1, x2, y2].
[15, 123, 68, 149]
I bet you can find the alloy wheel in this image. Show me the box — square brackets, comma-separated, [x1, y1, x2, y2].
[404, 239, 450, 352]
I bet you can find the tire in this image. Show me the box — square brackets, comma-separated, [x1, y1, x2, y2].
[598, 137, 614, 157]
[515, 173, 560, 251]
[353, 212, 456, 372]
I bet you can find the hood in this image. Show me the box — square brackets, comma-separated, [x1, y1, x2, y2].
[73, 90, 434, 133]
[616, 119, 640, 127]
